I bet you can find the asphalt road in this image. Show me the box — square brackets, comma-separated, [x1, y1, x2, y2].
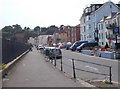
[56, 49, 119, 84]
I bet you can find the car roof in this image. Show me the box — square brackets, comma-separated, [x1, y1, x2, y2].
[82, 42, 98, 46]
[45, 47, 60, 49]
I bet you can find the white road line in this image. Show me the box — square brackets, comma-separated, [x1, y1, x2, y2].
[3, 78, 9, 81]
[85, 65, 99, 71]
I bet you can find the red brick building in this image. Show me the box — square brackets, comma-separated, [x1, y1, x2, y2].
[75, 24, 80, 41]
[47, 35, 53, 46]
[53, 25, 81, 44]
[65, 24, 80, 44]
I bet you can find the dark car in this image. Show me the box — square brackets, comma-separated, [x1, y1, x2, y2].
[69, 41, 88, 51]
[44, 47, 62, 60]
[76, 42, 99, 52]
[66, 44, 72, 50]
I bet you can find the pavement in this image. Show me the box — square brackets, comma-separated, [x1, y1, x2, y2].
[2, 47, 94, 87]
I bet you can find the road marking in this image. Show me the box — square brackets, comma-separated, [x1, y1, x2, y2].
[85, 65, 99, 71]
[3, 78, 9, 81]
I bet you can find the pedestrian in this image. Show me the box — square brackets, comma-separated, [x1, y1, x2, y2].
[29, 43, 33, 51]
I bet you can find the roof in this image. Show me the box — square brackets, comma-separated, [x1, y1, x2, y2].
[91, 1, 120, 15]
[106, 12, 117, 20]
[113, 11, 120, 18]
[100, 16, 108, 22]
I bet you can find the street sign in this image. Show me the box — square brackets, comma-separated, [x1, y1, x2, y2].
[113, 26, 119, 34]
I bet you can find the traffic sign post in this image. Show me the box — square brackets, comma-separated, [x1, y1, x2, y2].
[113, 26, 119, 34]
[113, 26, 119, 44]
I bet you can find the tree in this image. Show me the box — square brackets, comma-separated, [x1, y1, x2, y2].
[34, 26, 41, 36]
[40, 25, 59, 35]
[2, 26, 14, 39]
[34, 26, 40, 32]
[12, 24, 22, 33]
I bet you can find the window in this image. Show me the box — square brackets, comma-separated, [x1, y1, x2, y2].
[84, 18, 85, 23]
[102, 42, 104, 45]
[92, 6, 95, 11]
[99, 33, 101, 39]
[89, 24, 91, 29]
[99, 24, 101, 30]
[85, 8, 89, 13]
[110, 5, 112, 8]
[86, 16, 90, 21]
[84, 35, 86, 40]
[102, 33, 104, 39]
[88, 7, 91, 12]
[96, 5, 99, 9]
[108, 21, 110, 24]
[84, 26, 86, 32]
[89, 16, 90, 20]
[105, 32, 107, 38]
[89, 34, 92, 38]
[101, 23, 103, 29]
[81, 35, 83, 40]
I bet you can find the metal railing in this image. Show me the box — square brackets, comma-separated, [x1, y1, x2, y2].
[42, 51, 112, 84]
[2, 38, 30, 64]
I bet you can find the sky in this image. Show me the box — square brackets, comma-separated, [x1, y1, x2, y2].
[0, 0, 119, 29]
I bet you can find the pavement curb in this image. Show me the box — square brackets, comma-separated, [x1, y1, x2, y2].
[64, 72, 97, 87]
[1, 50, 29, 77]
[46, 59, 98, 88]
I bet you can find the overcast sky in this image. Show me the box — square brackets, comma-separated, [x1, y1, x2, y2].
[0, 0, 119, 29]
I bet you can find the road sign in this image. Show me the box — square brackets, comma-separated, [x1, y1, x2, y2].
[113, 26, 119, 34]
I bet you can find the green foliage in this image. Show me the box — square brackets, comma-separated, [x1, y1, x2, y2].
[40, 25, 58, 35]
[1, 24, 59, 41]
[2, 26, 14, 39]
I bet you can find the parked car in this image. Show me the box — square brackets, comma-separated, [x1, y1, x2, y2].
[66, 44, 72, 50]
[38, 44, 44, 50]
[66, 42, 72, 50]
[70, 41, 88, 51]
[58, 43, 66, 49]
[76, 42, 99, 52]
[44, 47, 62, 60]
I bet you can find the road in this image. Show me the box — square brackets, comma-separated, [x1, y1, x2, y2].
[56, 49, 119, 83]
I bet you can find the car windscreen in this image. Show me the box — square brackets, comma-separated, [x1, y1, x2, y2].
[51, 49, 61, 54]
[77, 43, 85, 48]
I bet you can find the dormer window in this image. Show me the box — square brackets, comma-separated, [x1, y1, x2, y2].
[88, 7, 91, 12]
[92, 5, 95, 11]
[96, 5, 99, 9]
[85, 8, 89, 13]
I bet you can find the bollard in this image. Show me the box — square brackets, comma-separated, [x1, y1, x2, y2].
[61, 58, 63, 71]
[72, 59, 76, 79]
[54, 54, 56, 67]
[109, 66, 112, 84]
[54, 59, 56, 67]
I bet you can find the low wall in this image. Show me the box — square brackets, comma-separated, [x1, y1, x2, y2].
[81, 50, 94, 56]
[81, 50, 115, 59]
[100, 51, 114, 59]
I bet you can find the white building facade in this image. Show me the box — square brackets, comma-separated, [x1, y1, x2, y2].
[80, 1, 120, 42]
[98, 12, 120, 48]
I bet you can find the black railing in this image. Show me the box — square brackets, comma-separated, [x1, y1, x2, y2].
[42, 52, 112, 84]
[2, 38, 30, 64]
